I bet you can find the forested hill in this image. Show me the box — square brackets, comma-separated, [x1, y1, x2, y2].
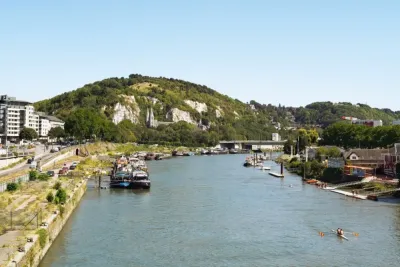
[290, 102, 400, 126]
[34, 74, 399, 146]
[34, 74, 292, 145]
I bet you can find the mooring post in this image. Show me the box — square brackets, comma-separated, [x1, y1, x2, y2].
[280, 162, 283, 175]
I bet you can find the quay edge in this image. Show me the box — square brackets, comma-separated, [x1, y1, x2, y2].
[5, 179, 87, 267]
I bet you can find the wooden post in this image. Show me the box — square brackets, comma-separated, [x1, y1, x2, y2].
[98, 173, 101, 188]
[280, 162, 283, 175]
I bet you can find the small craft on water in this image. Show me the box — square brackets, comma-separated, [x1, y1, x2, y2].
[332, 229, 349, 240]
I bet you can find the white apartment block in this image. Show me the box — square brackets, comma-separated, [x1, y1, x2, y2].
[0, 95, 64, 142]
[272, 133, 281, 141]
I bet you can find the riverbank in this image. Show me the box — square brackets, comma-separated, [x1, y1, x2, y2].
[0, 150, 101, 267]
[1, 174, 87, 267]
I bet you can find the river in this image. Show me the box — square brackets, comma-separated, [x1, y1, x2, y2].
[39, 154, 400, 267]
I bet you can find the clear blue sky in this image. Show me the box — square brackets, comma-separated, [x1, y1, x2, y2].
[1, 0, 399, 109]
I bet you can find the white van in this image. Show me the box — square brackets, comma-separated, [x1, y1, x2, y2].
[30, 161, 37, 169]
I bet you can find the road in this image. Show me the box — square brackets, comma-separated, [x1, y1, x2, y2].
[0, 145, 56, 176]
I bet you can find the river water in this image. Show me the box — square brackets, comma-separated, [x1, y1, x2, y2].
[39, 154, 400, 267]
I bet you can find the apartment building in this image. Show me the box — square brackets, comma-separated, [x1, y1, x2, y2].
[36, 112, 65, 137]
[0, 95, 64, 142]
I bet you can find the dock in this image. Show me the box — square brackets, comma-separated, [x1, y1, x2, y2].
[330, 189, 368, 200]
[269, 172, 284, 178]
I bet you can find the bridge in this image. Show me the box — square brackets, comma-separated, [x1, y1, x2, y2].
[218, 140, 287, 150]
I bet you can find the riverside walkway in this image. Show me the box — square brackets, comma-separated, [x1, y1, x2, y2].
[324, 177, 375, 190]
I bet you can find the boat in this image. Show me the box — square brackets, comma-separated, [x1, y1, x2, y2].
[331, 229, 349, 240]
[229, 149, 238, 154]
[110, 170, 151, 189]
[172, 150, 184, 156]
[261, 166, 271, 170]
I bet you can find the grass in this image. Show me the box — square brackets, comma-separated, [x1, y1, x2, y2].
[0, 157, 27, 171]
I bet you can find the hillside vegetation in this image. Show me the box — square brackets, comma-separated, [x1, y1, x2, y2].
[290, 102, 400, 126]
[34, 74, 400, 147]
[35, 74, 292, 146]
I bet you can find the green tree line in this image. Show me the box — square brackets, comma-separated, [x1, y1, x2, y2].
[321, 122, 400, 148]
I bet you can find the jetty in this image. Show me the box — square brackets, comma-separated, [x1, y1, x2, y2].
[268, 162, 284, 178]
[330, 189, 368, 200]
[269, 172, 284, 178]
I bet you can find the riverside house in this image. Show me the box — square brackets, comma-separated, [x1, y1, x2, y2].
[344, 149, 386, 168]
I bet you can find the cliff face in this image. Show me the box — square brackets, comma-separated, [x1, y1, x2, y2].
[112, 95, 140, 124]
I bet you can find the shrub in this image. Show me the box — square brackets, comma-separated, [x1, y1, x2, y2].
[46, 192, 54, 203]
[54, 197, 60, 204]
[29, 170, 38, 181]
[56, 188, 67, 203]
[38, 173, 50, 181]
[6, 182, 19, 192]
[53, 181, 62, 190]
[59, 205, 65, 217]
[36, 229, 48, 249]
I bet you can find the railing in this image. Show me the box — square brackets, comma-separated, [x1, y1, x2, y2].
[367, 188, 400, 197]
[329, 180, 369, 189]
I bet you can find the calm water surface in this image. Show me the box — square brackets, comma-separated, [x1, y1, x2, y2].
[40, 154, 400, 267]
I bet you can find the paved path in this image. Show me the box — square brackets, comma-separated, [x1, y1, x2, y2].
[0, 231, 22, 264]
[330, 189, 368, 200]
[15, 196, 37, 211]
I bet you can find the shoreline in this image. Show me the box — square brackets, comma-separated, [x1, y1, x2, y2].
[4, 179, 87, 267]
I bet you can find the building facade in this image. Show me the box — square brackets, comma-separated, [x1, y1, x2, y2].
[0, 95, 64, 142]
[272, 133, 281, 141]
[351, 119, 383, 127]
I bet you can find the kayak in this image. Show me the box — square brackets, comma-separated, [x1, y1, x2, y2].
[331, 229, 349, 240]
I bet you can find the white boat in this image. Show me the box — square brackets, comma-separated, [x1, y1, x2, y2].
[331, 229, 349, 240]
[261, 166, 271, 170]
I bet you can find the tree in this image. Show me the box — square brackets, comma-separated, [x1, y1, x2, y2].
[29, 170, 38, 181]
[19, 127, 38, 141]
[308, 129, 319, 144]
[46, 192, 54, 203]
[48, 127, 65, 140]
[283, 139, 294, 154]
[55, 188, 67, 204]
[53, 181, 62, 190]
[6, 182, 19, 192]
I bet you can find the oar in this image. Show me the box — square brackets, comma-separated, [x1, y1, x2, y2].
[344, 231, 359, 237]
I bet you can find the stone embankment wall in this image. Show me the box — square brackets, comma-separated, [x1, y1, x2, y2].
[9, 180, 87, 267]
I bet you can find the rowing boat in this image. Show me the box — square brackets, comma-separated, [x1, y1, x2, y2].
[331, 229, 349, 240]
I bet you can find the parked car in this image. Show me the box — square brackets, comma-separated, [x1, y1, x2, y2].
[47, 170, 55, 177]
[27, 158, 33, 164]
[59, 168, 67, 175]
[69, 165, 76, 170]
[50, 148, 59, 153]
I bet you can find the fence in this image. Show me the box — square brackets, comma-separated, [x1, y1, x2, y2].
[0, 174, 29, 193]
